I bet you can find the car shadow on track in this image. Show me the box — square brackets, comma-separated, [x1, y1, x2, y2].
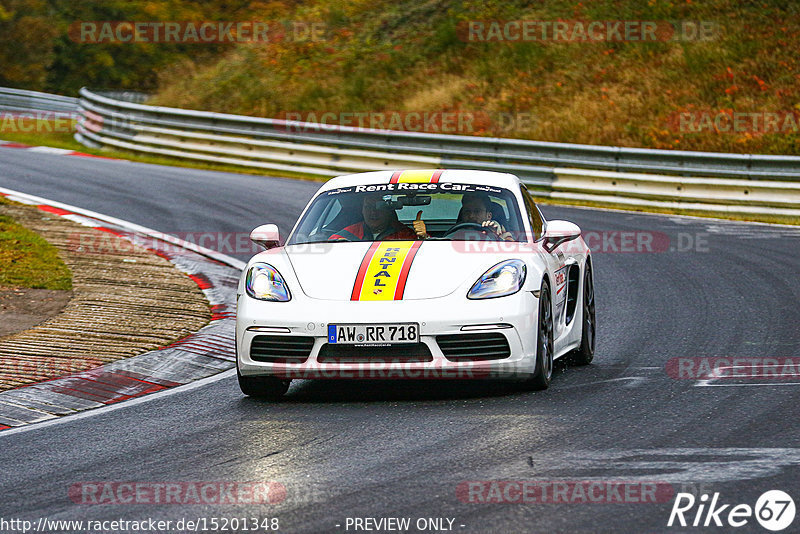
[283, 379, 520, 402]
[240, 360, 572, 404]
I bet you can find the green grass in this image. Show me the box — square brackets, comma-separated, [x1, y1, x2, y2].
[0, 126, 80, 152]
[0, 200, 73, 290]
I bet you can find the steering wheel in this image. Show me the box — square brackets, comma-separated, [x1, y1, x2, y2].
[442, 222, 501, 240]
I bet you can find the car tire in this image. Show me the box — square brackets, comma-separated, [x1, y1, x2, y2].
[522, 280, 554, 391]
[237, 369, 291, 399]
[570, 263, 595, 366]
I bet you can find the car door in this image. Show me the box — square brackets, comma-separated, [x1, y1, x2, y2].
[519, 185, 569, 337]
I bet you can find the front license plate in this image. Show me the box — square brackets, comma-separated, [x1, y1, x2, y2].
[327, 323, 419, 345]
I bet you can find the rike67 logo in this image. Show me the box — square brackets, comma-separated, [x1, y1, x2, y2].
[668, 490, 795, 531]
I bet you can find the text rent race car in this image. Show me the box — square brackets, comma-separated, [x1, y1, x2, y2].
[236, 170, 595, 398]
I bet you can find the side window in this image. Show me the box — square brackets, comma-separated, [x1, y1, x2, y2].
[519, 185, 544, 240]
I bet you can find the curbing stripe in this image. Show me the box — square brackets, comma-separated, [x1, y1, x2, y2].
[0, 187, 243, 430]
[0, 138, 117, 159]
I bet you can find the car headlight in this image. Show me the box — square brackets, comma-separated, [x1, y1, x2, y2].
[245, 263, 291, 301]
[467, 260, 526, 300]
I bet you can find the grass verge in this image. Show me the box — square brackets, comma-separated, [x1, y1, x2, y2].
[0, 197, 73, 290]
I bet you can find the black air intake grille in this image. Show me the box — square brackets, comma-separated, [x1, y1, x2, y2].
[436, 333, 511, 361]
[317, 343, 433, 363]
[250, 335, 315, 364]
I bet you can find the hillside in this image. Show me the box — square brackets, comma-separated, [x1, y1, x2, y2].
[2, 0, 799, 154]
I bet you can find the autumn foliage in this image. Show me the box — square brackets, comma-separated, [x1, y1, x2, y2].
[1, 0, 799, 154]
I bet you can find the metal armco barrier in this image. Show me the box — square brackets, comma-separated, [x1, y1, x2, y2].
[3, 86, 799, 219]
[550, 168, 800, 217]
[0, 87, 78, 116]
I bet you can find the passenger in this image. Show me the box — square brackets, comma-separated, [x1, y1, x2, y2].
[330, 194, 416, 241]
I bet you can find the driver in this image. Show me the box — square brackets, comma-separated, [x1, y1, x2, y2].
[413, 192, 513, 240]
[330, 194, 416, 241]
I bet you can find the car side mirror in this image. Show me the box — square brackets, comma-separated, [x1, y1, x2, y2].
[543, 220, 581, 252]
[250, 224, 280, 250]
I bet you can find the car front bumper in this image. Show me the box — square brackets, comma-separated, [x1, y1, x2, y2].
[236, 291, 540, 380]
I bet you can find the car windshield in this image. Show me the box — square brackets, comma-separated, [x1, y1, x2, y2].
[288, 182, 528, 244]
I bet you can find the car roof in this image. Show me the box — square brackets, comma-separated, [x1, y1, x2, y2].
[318, 169, 522, 192]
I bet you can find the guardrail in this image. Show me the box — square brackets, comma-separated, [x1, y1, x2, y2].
[77, 87, 800, 179]
[0, 87, 78, 116]
[73, 87, 800, 219]
[3, 86, 798, 219]
[550, 168, 800, 217]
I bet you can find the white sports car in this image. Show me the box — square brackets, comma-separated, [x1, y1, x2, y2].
[236, 170, 595, 398]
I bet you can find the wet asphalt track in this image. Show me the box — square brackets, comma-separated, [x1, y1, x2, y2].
[1, 148, 799, 533]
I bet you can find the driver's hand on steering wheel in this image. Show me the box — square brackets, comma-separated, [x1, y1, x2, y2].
[413, 210, 429, 239]
[482, 220, 513, 241]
